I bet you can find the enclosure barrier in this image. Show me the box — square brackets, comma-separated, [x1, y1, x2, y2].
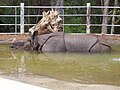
[0, 3, 120, 34]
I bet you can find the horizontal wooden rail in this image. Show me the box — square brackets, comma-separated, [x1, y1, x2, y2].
[0, 3, 120, 34]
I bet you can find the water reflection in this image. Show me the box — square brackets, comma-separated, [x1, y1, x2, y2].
[0, 44, 120, 86]
[18, 55, 26, 78]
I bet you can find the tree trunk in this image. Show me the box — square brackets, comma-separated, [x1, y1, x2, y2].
[51, 0, 64, 14]
[101, 0, 103, 13]
[28, 0, 30, 29]
[111, 0, 118, 34]
[101, 0, 110, 34]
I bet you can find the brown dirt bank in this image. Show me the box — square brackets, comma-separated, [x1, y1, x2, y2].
[0, 34, 120, 44]
[0, 34, 28, 41]
[102, 34, 120, 45]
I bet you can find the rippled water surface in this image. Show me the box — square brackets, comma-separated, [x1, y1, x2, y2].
[0, 44, 120, 86]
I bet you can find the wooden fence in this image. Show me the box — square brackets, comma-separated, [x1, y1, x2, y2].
[0, 3, 120, 34]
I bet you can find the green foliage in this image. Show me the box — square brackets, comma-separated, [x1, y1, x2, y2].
[64, 0, 120, 34]
[108, 8, 120, 34]
[64, 26, 86, 33]
[0, 0, 120, 34]
[0, 0, 52, 33]
[64, 0, 102, 33]
[64, 15, 86, 33]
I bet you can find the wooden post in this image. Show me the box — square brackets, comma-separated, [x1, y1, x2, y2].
[15, 7, 17, 33]
[86, 3, 91, 34]
[20, 3, 24, 34]
[101, 0, 110, 34]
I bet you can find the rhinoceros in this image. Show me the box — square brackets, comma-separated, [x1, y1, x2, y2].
[28, 31, 111, 53]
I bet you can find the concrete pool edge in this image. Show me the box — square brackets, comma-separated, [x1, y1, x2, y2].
[0, 77, 51, 90]
[0, 75, 120, 90]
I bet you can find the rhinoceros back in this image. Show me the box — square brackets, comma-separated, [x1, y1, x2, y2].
[64, 34, 98, 52]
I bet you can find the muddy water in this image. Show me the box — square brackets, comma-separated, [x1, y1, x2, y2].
[0, 44, 120, 86]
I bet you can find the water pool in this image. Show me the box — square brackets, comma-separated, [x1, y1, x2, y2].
[0, 44, 120, 86]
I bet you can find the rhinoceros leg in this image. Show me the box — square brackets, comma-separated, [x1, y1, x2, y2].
[65, 34, 98, 52]
[89, 43, 111, 52]
[37, 32, 66, 52]
[89, 36, 111, 52]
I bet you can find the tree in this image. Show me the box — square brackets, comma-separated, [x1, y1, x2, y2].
[111, 0, 118, 34]
[101, 0, 110, 34]
[51, 0, 64, 14]
[0, 0, 120, 33]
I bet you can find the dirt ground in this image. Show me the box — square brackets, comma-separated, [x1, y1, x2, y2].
[103, 34, 120, 44]
[0, 34, 120, 44]
[0, 34, 28, 42]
